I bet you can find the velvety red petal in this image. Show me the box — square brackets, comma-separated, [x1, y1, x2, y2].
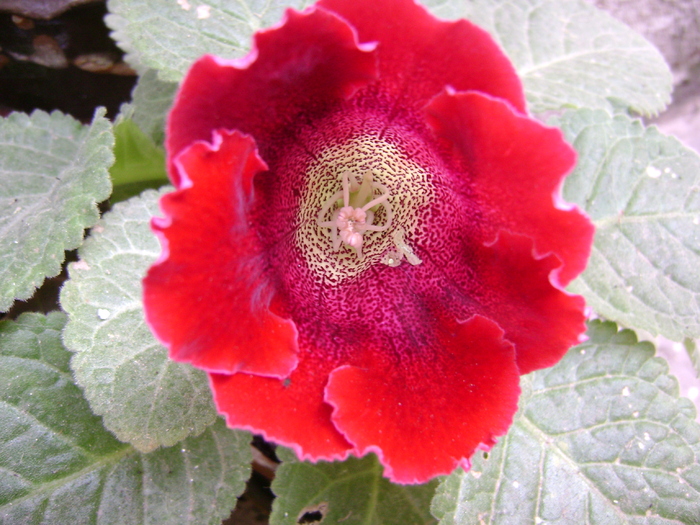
[149, 0, 595, 483]
[210, 351, 352, 460]
[166, 6, 378, 173]
[325, 315, 520, 484]
[424, 90, 594, 286]
[143, 130, 298, 377]
[473, 232, 587, 374]
[319, 0, 525, 113]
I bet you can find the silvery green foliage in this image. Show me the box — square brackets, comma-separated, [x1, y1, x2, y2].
[0, 109, 113, 311]
[432, 321, 700, 524]
[106, 0, 314, 82]
[0, 313, 252, 525]
[559, 109, 700, 341]
[423, 0, 672, 115]
[61, 188, 218, 452]
[119, 69, 178, 145]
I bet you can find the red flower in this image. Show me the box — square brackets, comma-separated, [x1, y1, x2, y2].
[143, 0, 594, 483]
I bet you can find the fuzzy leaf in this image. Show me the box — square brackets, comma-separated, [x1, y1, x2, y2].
[106, 0, 314, 82]
[119, 69, 178, 146]
[61, 188, 218, 452]
[431, 320, 700, 524]
[0, 109, 113, 312]
[557, 109, 700, 341]
[423, 0, 672, 115]
[270, 449, 437, 525]
[0, 312, 251, 525]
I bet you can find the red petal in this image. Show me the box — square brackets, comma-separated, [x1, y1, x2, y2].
[166, 6, 378, 171]
[424, 90, 594, 286]
[326, 315, 520, 484]
[210, 351, 352, 460]
[319, 0, 525, 112]
[474, 232, 587, 374]
[143, 130, 298, 377]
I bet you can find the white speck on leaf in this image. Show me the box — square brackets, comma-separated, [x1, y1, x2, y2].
[622, 386, 630, 396]
[645, 166, 661, 178]
[196, 5, 211, 18]
[97, 309, 111, 320]
[177, 0, 191, 10]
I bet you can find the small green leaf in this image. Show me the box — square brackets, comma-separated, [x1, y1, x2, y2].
[685, 338, 700, 379]
[556, 109, 700, 341]
[422, 0, 672, 115]
[120, 69, 178, 146]
[61, 188, 218, 452]
[0, 312, 252, 525]
[106, 0, 314, 82]
[270, 448, 437, 525]
[110, 119, 168, 203]
[0, 109, 113, 312]
[431, 320, 700, 524]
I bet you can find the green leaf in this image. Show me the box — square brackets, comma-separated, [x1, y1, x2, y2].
[0, 312, 252, 525]
[422, 0, 672, 115]
[120, 69, 178, 146]
[0, 109, 113, 312]
[109, 119, 168, 203]
[431, 320, 700, 525]
[270, 448, 438, 525]
[556, 109, 700, 341]
[106, 0, 314, 83]
[61, 188, 218, 452]
[685, 338, 700, 379]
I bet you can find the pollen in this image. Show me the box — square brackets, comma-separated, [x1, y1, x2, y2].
[317, 170, 393, 259]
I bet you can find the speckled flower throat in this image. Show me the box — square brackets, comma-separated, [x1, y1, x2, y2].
[300, 135, 429, 280]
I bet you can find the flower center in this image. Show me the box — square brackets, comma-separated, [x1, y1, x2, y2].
[293, 135, 434, 283]
[316, 170, 394, 259]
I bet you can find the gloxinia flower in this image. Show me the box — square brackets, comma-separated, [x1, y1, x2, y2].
[143, 0, 594, 484]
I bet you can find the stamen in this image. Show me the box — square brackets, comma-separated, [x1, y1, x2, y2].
[392, 227, 422, 265]
[380, 227, 422, 267]
[316, 170, 394, 259]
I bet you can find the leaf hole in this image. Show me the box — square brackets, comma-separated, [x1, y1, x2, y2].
[297, 502, 328, 524]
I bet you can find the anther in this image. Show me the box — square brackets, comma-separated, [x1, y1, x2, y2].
[380, 227, 422, 267]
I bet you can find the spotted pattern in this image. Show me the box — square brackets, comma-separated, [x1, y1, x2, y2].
[252, 100, 487, 360]
[298, 136, 432, 281]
